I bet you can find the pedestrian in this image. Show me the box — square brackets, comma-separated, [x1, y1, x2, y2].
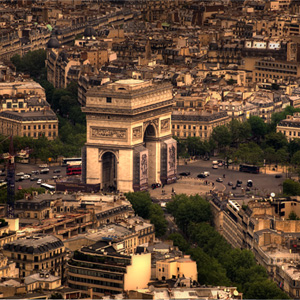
[172, 187, 174, 193]
[212, 182, 214, 187]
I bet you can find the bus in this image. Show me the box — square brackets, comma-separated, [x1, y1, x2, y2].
[40, 183, 55, 191]
[239, 164, 260, 174]
[66, 165, 82, 176]
[62, 157, 82, 167]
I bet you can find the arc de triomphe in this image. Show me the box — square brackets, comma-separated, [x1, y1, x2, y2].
[82, 79, 177, 192]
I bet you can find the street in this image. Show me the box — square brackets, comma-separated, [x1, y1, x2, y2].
[177, 159, 286, 197]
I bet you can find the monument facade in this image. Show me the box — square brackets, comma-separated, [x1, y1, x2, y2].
[82, 79, 177, 192]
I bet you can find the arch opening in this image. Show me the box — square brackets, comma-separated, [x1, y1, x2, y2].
[102, 151, 117, 192]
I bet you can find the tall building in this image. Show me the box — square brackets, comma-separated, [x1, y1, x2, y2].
[82, 79, 177, 192]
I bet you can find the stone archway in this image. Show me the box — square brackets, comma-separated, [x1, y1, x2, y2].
[143, 124, 158, 185]
[101, 151, 117, 192]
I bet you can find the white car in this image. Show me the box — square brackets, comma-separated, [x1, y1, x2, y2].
[37, 179, 42, 185]
[39, 164, 48, 168]
[203, 171, 210, 177]
[212, 165, 218, 169]
[52, 175, 58, 179]
[16, 172, 24, 176]
[22, 174, 30, 180]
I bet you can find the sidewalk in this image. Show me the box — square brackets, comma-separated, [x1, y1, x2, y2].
[149, 177, 214, 200]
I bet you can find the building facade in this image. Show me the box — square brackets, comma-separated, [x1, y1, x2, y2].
[82, 79, 177, 192]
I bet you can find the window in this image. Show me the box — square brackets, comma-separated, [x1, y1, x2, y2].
[43, 125, 45, 129]
[19, 102, 23, 108]
[177, 125, 179, 129]
[7, 102, 11, 108]
[38, 125, 41, 129]
[106, 97, 112, 103]
[34, 125, 36, 130]
[28, 126, 31, 130]
[172, 125, 175, 129]
[23, 126, 26, 130]
[48, 125, 51, 129]
[53, 125, 56, 129]
[53, 132, 56, 137]
[49, 132, 51, 137]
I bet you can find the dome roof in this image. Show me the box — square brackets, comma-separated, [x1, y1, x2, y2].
[47, 37, 60, 49]
[83, 26, 96, 37]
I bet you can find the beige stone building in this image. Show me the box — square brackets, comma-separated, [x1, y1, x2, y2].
[277, 112, 300, 141]
[156, 255, 197, 281]
[3, 234, 65, 278]
[82, 79, 177, 192]
[171, 110, 230, 139]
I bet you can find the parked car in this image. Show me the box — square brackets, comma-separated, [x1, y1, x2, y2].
[232, 186, 237, 190]
[52, 175, 58, 179]
[18, 185, 22, 190]
[37, 179, 42, 185]
[197, 173, 207, 178]
[22, 174, 30, 180]
[212, 165, 218, 169]
[16, 177, 23, 182]
[32, 170, 39, 175]
[53, 169, 61, 173]
[237, 180, 242, 184]
[16, 172, 24, 176]
[228, 182, 233, 186]
[216, 178, 223, 182]
[151, 183, 161, 189]
[179, 172, 190, 176]
[30, 177, 38, 181]
[203, 171, 210, 177]
[275, 174, 282, 178]
[218, 162, 223, 167]
[0, 173, 6, 177]
[236, 183, 241, 187]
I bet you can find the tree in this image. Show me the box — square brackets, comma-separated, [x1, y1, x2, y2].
[288, 211, 299, 220]
[124, 192, 152, 219]
[265, 132, 288, 151]
[248, 116, 267, 141]
[168, 233, 190, 252]
[211, 126, 231, 151]
[291, 150, 300, 166]
[282, 179, 300, 196]
[229, 119, 251, 146]
[50, 293, 63, 299]
[166, 194, 212, 233]
[149, 204, 167, 237]
[244, 279, 289, 299]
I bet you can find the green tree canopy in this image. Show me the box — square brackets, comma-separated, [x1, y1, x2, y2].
[211, 126, 231, 150]
[283, 179, 300, 196]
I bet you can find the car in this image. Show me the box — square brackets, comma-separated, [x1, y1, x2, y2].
[228, 181, 233, 186]
[275, 174, 282, 178]
[30, 177, 38, 181]
[16, 172, 24, 176]
[37, 179, 42, 185]
[16, 177, 23, 182]
[22, 174, 30, 180]
[246, 187, 251, 192]
[212, 165, 218, 169]
[151, 183, 161, 189]
[179, 172, 190, 176]
[52, 175, 58, 179]
[204, 157, 210, 161]
[247, 180, 253, 187]
[232, 186, 237, 190]
[237, 180, 242, 184]
[197, 173, 207, 178]
[218, 162, 223, 167]
[39, 164, 48, 168]
[32, 170, 39, 175]
[40, 168, 50, 174]
[18, 185, 22, 190]
[203, 171, 210, 177]
[0, 173, 5, 176]
[236, 183, 241, 187]
[53, 169, 61, 173]
[216, 178, 223, 182]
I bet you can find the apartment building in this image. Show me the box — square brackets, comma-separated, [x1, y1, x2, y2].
[277, 112, 300, 141]
[171, 110, 230, 139]
[253, 58, 300, 83]
[67, 241, 151, 298]
[3, 234, 65, 277]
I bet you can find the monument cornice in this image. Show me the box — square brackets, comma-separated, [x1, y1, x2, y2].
[82, 99, 174, 116]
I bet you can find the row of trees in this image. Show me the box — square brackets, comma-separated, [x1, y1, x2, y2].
[0, 187, 45, 204]
[124, 192, 167, 237]
[177, 107, 300, 168]
[9, 51, 86, 160]
[166, 194, 289, 299]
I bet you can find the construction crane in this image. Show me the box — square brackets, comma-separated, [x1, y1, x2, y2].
[0, 135, 15, 218]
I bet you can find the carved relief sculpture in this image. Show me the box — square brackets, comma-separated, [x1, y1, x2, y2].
[132, 126, 142, 140]
[91, 127, 127, 140]
[161, 118, 170, 132]
[143, 118, 159, 132]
